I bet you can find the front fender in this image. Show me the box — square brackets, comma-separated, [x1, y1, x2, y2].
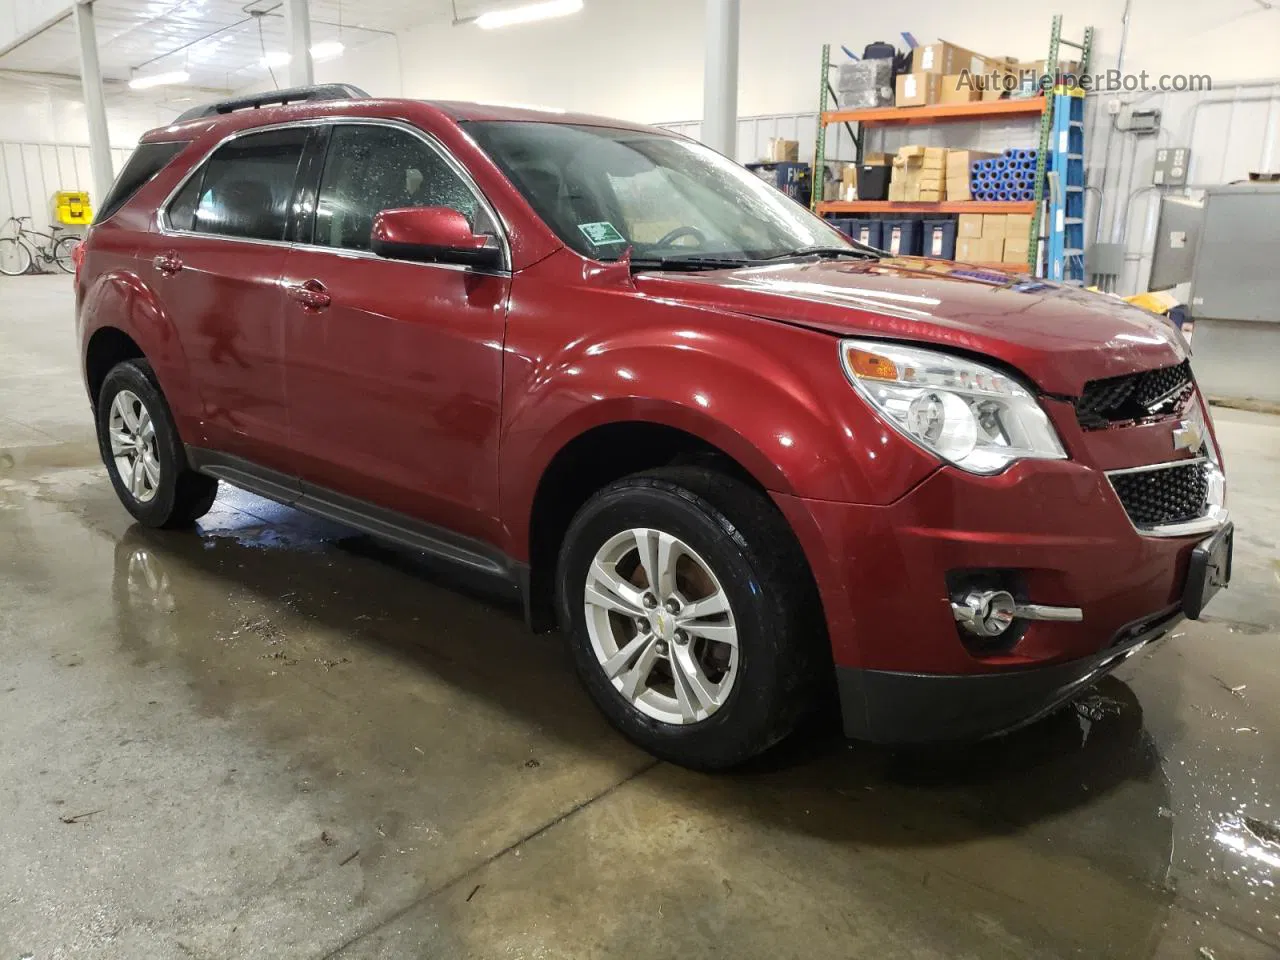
[499, 296, 939, 558]
[80, 269, 204, 443]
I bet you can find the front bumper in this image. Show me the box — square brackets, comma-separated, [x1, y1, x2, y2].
[772, 457, 1227, 743]
[836, 606, 1182, 742]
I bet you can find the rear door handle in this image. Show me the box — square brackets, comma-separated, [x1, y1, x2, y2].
[153, 251, 183, 275]
[287, 279, 331, 310]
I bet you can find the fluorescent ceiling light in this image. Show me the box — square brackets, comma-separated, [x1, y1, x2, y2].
[475, 0, 584, 30]
[261, 41, 344, 68]
[310, 41, 345, 61]
[129, 70, 190, 90]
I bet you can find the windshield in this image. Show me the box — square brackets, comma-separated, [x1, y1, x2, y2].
[464, 121, 861, 264]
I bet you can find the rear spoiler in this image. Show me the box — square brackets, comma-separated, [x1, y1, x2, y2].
[174, 84, 370, 122]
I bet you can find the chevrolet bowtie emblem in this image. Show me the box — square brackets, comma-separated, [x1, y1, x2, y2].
[1173, 419, 1203, 454]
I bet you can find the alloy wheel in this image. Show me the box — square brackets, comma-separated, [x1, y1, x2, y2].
[108, 389, 161, 503]
[583, 527, 739, 725]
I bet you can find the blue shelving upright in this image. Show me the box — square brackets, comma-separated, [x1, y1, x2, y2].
[1046, 94, 1086, 282]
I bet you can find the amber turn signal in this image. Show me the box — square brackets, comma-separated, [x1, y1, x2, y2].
[844, 347, 899, 382]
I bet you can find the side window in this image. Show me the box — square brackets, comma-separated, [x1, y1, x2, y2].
[98, 141, 187, 223]
[168, 128, 308, 241]
[312, 125, 487, 252]
[166, 171, 203, 232]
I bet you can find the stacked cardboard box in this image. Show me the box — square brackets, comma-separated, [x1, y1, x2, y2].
[954, 213, 1033, 264]
[897, 41, 989, 108]
[944, 150, 998, 201]
[1002, 212, 1033, 264]
[765, 138, 800, 163]
[889, 145, 948, 201]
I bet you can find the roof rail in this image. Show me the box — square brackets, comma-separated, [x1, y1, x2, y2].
[173, 84, 371, 123]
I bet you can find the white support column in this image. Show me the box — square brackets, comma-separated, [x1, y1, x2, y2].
[72, 0, 114, 206]
[702, 0, 740, 159]
[284, 0, 314, 87]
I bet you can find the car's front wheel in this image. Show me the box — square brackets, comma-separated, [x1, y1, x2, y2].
[557, 466, 824, 770]
[96, 359, 219, 528]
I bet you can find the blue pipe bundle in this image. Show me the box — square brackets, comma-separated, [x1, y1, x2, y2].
[967, 148, 1040, 201]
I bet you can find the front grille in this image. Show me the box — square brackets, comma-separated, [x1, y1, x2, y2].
[1076, 360, 1195, 429]
[1109, 459, 1210, 528]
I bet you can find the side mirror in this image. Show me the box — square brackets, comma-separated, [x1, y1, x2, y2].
[370, 206, 503, 269]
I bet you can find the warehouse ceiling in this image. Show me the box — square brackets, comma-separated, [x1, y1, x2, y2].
[0, 0, 532, 91]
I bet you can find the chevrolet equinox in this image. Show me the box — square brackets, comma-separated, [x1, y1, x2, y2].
[75, 85, 1233, 770]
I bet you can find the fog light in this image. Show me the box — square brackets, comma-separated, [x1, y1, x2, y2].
[952, 590, 1017, 638]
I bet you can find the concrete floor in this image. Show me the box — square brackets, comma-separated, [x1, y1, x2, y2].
[2, 274, 1279, 959]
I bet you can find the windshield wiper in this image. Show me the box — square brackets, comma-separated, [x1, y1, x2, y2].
[628, 255, 752, 272]
[763, 246, 880, 262]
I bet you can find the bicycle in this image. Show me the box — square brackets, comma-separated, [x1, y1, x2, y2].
[0, 216, 83, 276]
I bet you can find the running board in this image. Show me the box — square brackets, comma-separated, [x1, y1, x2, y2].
[185, 447, 521, 589]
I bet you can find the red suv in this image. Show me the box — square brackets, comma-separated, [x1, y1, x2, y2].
[76, 86, 1232, 769]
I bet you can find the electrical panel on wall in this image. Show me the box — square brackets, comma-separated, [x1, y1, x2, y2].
[1153, 147, 1191, 186]
[1126, 109, 1162, 136]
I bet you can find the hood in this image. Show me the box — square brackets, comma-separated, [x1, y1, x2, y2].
[633, 257, 1187, 396]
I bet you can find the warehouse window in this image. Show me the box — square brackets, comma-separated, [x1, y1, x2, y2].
[96, 141, 186, 224]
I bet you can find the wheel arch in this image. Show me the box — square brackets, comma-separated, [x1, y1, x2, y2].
[519, 414, 795, 633]
[79, 271, 203, 442]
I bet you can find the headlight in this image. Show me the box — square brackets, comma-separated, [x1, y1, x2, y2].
[840, 338, 1067, 475]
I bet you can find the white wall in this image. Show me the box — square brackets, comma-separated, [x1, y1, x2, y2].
[320, 0, 1280, 121]
[0, 70, 182, 147]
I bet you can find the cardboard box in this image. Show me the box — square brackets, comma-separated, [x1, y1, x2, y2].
[980, 66, 1017, 101]
[895, 72, 942, 107]
[917, 188, 944, 202]
[1004, 213, 1033, 238]
[939, 73, 982, 105]
[945, 150, 998, 201]
[1003, 235, 1030, 263]
[1011, 60, 1081, 95]
[921, 147, 948, 170]
[955, 235, 1003, 263]
[863, 152, 890, 165]
[982, 214, 1009, 240]
[914, 41, 988, 77]
[896, 144, 926, 159]
[976, 235, 1006, 262]
[766, 138, 799, 163]
[958, 213, 985, 238]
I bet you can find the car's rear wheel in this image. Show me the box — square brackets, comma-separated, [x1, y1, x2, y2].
[557, 466, 824, 770]
[96, 359, 219, 528]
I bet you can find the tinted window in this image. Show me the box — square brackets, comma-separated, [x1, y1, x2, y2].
[312, 124, 486, 251]
[177, 128, 307, 241]
[97, 141, 186, 223]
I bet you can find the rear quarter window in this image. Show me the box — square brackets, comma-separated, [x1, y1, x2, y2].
[96, 141, 187, 224]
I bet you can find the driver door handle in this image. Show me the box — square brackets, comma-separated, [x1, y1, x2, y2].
[153, 251, 183, 275]
[287, 279, 331, 311]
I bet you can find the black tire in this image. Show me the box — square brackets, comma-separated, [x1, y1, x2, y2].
[96, 359, 219, 528]
[556, 466, 827, 771]
[53, 235, 81, 274]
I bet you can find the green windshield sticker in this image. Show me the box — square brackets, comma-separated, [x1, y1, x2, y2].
[577, 221, 627, 246]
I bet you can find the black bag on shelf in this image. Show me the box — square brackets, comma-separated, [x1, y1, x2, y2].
[862, 41, 897, 61]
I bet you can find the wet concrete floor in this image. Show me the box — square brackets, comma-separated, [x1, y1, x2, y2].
[2, 276, 1279, 958]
